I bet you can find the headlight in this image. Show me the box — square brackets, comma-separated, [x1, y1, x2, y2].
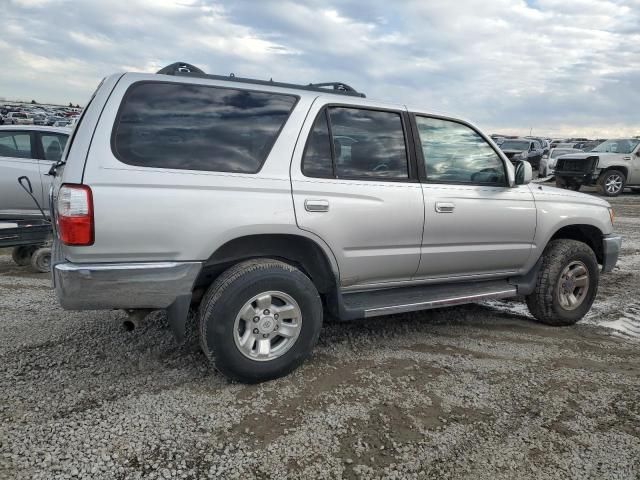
[520, 151, 528, 159]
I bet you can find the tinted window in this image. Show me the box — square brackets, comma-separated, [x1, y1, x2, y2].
[328, 107, 408, 179]
[415, 116, 506, 185]
[41, 134, 68, 161]
[0, 132, 32, 159]
[113, 82, 297, 173]
[302, 111, 333, 178]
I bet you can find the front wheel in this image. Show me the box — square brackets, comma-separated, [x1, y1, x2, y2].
[198, 259, 323, 383]
[598, 170, 626, 197]
[526, 239, 599, 326]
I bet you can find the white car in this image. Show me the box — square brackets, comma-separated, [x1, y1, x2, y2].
[0, 125, 70, 219]
[540, 148, 583, 177]
[5, 112, 34, 125]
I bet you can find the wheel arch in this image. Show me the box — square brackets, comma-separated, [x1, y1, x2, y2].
[599, 165, 628, 179]
[195, 233, 339, 296]
[549, 224, 604, 264]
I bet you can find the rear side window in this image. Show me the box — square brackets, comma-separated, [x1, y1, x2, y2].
[113, 82, 298, 173]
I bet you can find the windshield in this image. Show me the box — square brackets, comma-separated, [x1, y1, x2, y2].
[501, 140, 530, 150]
[551, 149, 575, 158]
[591, 139, 640, 154]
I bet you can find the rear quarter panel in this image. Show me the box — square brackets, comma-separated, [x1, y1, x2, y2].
[68, 74, 319, 264]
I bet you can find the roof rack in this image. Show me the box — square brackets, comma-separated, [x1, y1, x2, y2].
[156, 62, 366, 98]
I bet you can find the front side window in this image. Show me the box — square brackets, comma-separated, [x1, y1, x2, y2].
[591, 139, 640, 154]
[113, 82, 297, 173]
[415, 116, 506, 185]
[0, 132, 32, 159]
[41, 134, 69, 161]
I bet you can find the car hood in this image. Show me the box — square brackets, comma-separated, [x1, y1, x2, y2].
[529, 183, 610, 208]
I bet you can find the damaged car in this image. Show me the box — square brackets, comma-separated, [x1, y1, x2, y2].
[555, 138, 640, 196]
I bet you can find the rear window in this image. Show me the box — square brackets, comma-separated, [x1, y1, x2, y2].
[112, 82, 298, 173]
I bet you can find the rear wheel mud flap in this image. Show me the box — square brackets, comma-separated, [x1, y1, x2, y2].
[167, 294, 192, 342]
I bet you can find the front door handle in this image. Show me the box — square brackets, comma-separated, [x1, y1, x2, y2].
[305, 199, 329, 212]
[435, 201, 455, 213]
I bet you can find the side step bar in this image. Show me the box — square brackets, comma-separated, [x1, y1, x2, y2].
[337, 280, 517, 320]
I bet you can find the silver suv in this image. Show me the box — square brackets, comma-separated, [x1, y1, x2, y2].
[50, 62, 621, 383]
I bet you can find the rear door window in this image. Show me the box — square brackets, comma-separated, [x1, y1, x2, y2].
[301, 106, 409, 180]
[113, 82, 298, 173]
[0, 131, 33, 159]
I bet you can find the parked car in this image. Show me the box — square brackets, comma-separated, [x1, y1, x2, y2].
[0, 125, 69, 220]
[50, 62, 621, 383]
[555, 138, 640, 196]
[539, 148, 583, 177]
[575, 140, 604, 152]
[5, 112, 34, 125]
[525, 137, 550, 155]
[499, 138, 544, 169]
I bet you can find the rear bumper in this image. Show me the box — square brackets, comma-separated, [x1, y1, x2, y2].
[602, 234, 622, 273]
[52, 249, 202, 310]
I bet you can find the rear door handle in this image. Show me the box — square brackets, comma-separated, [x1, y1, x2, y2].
[305, 199, 329, 212]
[435, 201, 455, 213]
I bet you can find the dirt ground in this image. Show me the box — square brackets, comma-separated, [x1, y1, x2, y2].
[1, 190, 639, 479]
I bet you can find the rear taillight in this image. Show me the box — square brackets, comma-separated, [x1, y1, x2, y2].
[57, 184, 94, 246]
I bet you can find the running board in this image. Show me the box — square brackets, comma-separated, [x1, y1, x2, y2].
[338, 280, 517, 320]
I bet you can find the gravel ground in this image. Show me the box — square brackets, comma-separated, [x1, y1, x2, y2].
[1, 191, 639, 480]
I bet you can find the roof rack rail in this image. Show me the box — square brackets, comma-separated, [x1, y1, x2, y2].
[155, 62, 366, 98]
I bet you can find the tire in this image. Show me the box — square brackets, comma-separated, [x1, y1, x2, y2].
[555, 176, 568, 189]
[526, 239, 599, 326]
[11, 246, 36, 266]
[198, 258, 323, 383]
[598, 170, 626, 197]
[30, 247, 51, 273]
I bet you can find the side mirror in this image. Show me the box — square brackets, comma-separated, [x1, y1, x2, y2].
[514, 160, 532, 185]
[636, 150, 640, 157]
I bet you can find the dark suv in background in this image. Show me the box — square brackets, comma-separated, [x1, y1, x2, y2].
[499, 138, 544, 169]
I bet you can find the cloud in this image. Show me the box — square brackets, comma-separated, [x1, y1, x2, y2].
[0, 0, 638, 137]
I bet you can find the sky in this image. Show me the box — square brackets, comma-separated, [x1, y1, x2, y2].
[1, 0, 639, 138]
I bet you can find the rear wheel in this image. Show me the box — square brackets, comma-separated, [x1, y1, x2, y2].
[198, 259, 323, 383]
[30, 247, 51, 273]
[526, 239, 599, 326]
[11, 246, 36, 266]
[598, 170, 625, 197]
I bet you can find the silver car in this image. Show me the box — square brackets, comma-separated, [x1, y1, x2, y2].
[539, 147, 583, 177]
[50, 62, 621, 383]
[0, 125, 69, 220]
[555, 138, 640, 196]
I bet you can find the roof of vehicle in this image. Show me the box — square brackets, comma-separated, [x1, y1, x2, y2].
[155, 61, 367, 98]
[0, 125, 70, 134]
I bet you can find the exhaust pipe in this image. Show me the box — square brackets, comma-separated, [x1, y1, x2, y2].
[123, 309, 152, 331]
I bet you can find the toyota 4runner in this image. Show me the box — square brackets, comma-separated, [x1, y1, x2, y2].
[50, 62, 621, 383]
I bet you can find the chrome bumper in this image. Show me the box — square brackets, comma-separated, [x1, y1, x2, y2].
[53, 258, 202, 310]
[602, 234, 622, 273]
